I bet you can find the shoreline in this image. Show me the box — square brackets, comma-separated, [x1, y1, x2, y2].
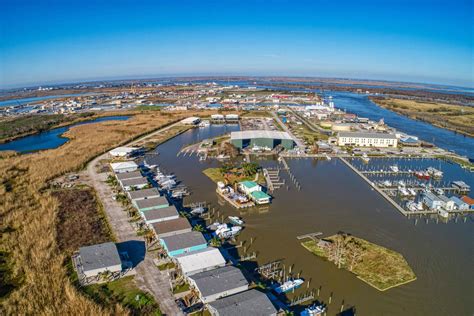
[0, 111, 134, 146]
[369, 96, 474, 138]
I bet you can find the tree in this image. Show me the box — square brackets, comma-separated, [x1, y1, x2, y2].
[193, 224, 205, 232]
[209, 237, 222, 247]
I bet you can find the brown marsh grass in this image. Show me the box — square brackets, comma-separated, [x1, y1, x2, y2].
[0, 110, 214, 314]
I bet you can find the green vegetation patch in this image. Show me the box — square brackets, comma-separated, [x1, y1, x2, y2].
[0, 113, 94, 141]
[82, 276, 162, 315]
[301, 233, 416, 291]
[203, 162, 264, 185]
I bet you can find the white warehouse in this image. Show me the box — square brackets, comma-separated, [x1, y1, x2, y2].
[337, 132, 398, 148]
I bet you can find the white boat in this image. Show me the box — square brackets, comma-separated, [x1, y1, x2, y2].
[406, 201, 417, 212]
[382, 180, 392, 187]
[427, 167, 443, 178]
[273, 278, 304, 294]
[389, 165, 399, 173]
[300, 304, 326, 316]
[199, 120, 210, 127]
[228, 216, 244, 225]
[399, 187, 410, 196]
[438, 209, 449, 218]
[361, 153, 370, 163]
[434, 188, 444, 195]
[408, 188, 417, 196]
[215, 225, 242, 238]
[207, 222, 224, 231]
[191, 206, 207, 215]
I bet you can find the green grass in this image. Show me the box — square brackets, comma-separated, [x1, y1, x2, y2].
[302, 235, 416, 291]
[136, 105, 163, 111]
[202, 168, 224, 183]
[82, 276, 162, 315]
[157, 262, 176, 271]
[172, 283, 190, 294]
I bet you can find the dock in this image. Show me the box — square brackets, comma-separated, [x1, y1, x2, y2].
[216, 189, 255, 209]
[296, 232, 323, 241]
[339, 157, 410, 216]
[263, 168, 284, 192]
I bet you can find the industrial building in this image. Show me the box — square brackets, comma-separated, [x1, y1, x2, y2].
[230, 130, 295, 150]
[337, 131, 398, 148]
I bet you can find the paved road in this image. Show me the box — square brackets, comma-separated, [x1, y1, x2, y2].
[82, 123, 184, 316]
[270, 111, 305, 149]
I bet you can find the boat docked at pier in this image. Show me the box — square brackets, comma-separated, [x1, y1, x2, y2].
[273, 278, 304, 294]
[228, 216, 244, 225]
[300, 303, 326, 316]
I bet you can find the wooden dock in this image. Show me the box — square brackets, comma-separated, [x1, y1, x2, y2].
[216, 189, 255, 209]
[296, 232, 323, 241]
[339, 157, 410, 216]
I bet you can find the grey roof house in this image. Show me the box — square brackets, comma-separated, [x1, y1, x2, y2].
[188, 266, 249, 303]
[208, 289, 278, 316]
[77, 242, 122, 279]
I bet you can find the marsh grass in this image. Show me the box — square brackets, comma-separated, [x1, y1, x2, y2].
[0, 110, 214, 314]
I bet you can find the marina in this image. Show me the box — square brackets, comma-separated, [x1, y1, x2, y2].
[148, 125, 473, 315]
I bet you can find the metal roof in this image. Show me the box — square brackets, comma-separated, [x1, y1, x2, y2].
[110, 161, 138, 170]
[338, 131, 397, 139]
[151, 217, 192, 235]
[120, 177, 148, 187]
[231, 130, 293, 141]
[134, 196, 169, 209]
[240, 181, 259, 189]
[116, 170, 142, 181]
[128, 188, 160, 200]
[79, 242, 121, 272]
[251, 191, 271, 200]
[175, 247, 226, 275]
[208, 289, 277, 316]
[142, 205, 179, 221]
[160, 231, 207, 251]
[189, 265, 248, 297]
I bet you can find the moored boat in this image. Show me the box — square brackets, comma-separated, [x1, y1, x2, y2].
[273, 278, 304, 294]
[300, 303, 326, 316]
[228, 216, 244, 225]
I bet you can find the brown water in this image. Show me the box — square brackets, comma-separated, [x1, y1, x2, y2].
[154, 126, 474, 316]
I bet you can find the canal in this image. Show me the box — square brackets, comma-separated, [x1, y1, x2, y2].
[152, 125, 473, 315]
[0, 115, 130, 153]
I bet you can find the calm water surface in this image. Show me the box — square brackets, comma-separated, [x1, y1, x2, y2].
[0, 93, 98, 107]
[0, 115, 130, 153]
[153, 126, 473, 316]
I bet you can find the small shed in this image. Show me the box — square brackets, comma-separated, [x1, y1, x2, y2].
[160, 231, 207, 257]
[175, 247, 226, 276]
[188, 265, 249, 303]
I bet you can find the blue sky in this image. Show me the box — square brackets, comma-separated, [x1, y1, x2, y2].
[0, 0, 472, 88]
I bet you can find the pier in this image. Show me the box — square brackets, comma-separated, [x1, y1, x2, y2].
[263, 168, 285, 192]
[339, 157, 410, 216]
